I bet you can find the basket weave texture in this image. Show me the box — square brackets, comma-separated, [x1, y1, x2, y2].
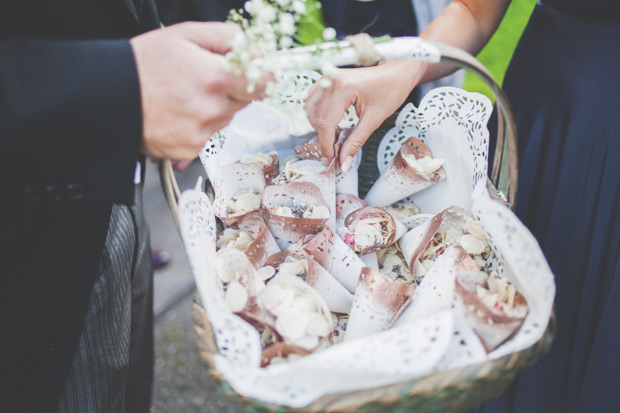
[193, 302, 554, 412]
[191, 117, 555, 412]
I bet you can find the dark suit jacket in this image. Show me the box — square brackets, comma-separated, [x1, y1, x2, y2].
[0, 1, 159, 410]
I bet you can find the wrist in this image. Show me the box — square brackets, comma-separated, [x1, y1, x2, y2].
[380, 59, 428, 94]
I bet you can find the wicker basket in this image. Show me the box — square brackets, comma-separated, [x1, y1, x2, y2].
[160, 37, 555, 412]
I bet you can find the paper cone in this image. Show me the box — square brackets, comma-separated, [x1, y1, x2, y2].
[273, 156, 337, 230]
[401, 213, 434, 230]
[398, 206, 488, 281]
[395, 246, 478, 326]
[364, 137, 446, 206]
[294, 130, 362, 197]
[437, 313, 487, 371]
[213, 248, 269, 329]
[261, 342, 312, 367]
[344, 267, 415, 342]
[217, 212, 280, 269]
[261, 182, 329, 250]
[393, 216, 408, 242]
[455, 270, 529, 353]
[335, 129, 361, 196]
[259, 274, 334, 351]
[263, 245, 354, 314]
[301, 226, 367, 293]
[284, 139, 337, 230]
[199, 132, 233, 184]
[342, 206, 401, 255]
[212, 162, 266, 226]
[239, 151, 280, 183]
[293, 137, 323, 161]
[335, 194, 367, 230]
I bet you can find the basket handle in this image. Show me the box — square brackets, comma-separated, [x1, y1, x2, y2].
[159, 36, 518, 231]
[429, 41, 518, 208]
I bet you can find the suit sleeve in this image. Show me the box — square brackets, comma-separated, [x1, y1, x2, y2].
[156, 0, 246, 25]
[0, 38, 142, 205]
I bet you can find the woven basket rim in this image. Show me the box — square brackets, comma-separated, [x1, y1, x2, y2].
[192, 301, 555, 412]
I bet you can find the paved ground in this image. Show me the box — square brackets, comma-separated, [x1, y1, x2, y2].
[143, 160, 244, 412]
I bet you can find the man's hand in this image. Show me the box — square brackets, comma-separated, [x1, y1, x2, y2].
[131, 22, 268, 160]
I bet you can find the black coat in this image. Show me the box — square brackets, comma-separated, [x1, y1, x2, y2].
[0, 1, 159, 410]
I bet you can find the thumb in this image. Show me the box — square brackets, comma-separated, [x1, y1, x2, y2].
[171, 22, 242, 54]
[339, 114, 382, 166]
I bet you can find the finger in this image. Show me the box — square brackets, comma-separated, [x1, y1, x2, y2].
[304, 78, 322, 106]
[200, 96, 248, 132]
[201, 113, 238, 138]
[303, 82, 325, 123]
[172, 22, 242, 54]
[173, 159, 194, 171]
[313, 89, 357, 161]
[223, 65, 273, 103]
[339, 113, 383, 165]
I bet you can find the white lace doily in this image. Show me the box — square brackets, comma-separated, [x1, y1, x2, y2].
[470, 183, 555, 360]
[181, 87, 555, 408]
[376, 87, 492, 213]
[178, 180, 555, 408]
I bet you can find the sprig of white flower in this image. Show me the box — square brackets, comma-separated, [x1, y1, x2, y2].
[225, 0, 340, 96]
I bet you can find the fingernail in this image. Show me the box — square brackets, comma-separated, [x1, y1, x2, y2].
[341, 156, 353, 173]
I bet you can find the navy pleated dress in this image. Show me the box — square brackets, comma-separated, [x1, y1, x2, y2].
[479, 1, 620, 412]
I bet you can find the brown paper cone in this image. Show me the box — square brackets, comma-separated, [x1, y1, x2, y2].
[222, 212, 281, 268]
[212, 162, 266, 226]
[364, 137, 446, 207]
[263, 245, 354, 314]
[398, 206, 484, 280]
[261, 182, 329, 250]
[343, 206, 400, 255]
[335, 194, 367, 230]
[260, 342, 312, 367]
[395, 246, 478, 326]
[301, 226, 367, 293]
[455, 271, 529, 353]
[239, 151, 280, 184]
[344, 267, 415, 342]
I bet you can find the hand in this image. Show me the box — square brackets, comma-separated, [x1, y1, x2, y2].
[131, 22, 269, 160]
[149, 156, 194, 172]
[304, 59, 423, 165]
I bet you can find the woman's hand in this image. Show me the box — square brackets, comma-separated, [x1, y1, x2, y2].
[304, 59, 423, 166]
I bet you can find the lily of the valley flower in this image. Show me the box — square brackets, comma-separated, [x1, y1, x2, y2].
[225, 0, 339, 98]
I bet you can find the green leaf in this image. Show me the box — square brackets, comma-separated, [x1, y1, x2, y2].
[293, 0, 327, 46]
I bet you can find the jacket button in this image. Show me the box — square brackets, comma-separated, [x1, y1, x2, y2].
[45, 185, 64, 201]
[24, 186, 40, 202]
[67, 183, 85, 200]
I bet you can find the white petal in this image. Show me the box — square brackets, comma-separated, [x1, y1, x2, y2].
[215, 259, 237, 283]
[306, 312, 330, 337]
[225, 282, 248, 312]
[276, 309, 308, 341]
[256, 265, 276, 281]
